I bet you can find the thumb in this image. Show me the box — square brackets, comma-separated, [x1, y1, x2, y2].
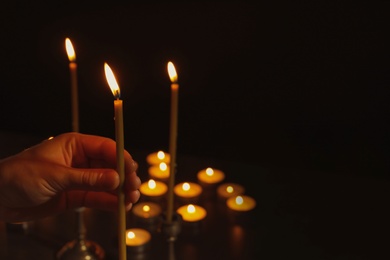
[60, 167, 120, 191]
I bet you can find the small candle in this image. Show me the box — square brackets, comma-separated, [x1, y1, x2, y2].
[139, 179, 168, 197]
[125, 228, 151, 252]
[146, 151, 170, 165]
[105, 62, 126, 260]
[226, 195, 256, 212]
[132, 202, 162, 220]
[174, 182, 202, 199]
[176, 204, 207, 222]
[217, 183, 245, 200]
[197, 167, 225, 185]
[65, 37, 79, 133]
[148, 162, 170, 180]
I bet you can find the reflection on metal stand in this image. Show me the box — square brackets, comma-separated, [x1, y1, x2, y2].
[56, 207, 105, 260]
[161, 213, 182, 260]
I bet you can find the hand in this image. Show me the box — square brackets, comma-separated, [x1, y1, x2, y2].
[0, 132, 141, 222]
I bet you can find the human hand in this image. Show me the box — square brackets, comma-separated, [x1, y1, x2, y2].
[0, 132, 141, 222]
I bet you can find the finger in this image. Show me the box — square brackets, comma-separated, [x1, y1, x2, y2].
[54, 166, 120, 191]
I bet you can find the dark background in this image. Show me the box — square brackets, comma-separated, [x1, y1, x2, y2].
[1, 2, 389, 179]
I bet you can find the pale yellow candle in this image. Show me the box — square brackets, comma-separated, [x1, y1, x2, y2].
[104, 62, 126, 260]
[174, 182, 202, 199]
[197, 167, 225, 184]
[217, 183, 245, 199]
[148, 162, 170, 180]
[167, 61, 179, 224]
[176, 204, 207, 222]
[139, 179, 168, 197]
[65, 38, 79, 132]
[146, 150, 170, 165]
[226, 195, 256, 212]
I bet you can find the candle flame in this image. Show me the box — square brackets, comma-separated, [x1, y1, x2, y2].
[148, 179, 156, 189]
[104, 62, 121, 98]
[157, 151, 165, 160]
[142, 205, 151, 213]
[235, 196, 244, 205]
[226, 185, 234, 194]
[167, 61, 178, 83]
[182, 182, 190, 191]
[127, 231, 135, 239]
[205, 167, 214, 176]
[159, 162, 167, 171]
[187, 204, 196, 213]
[65, 38, 76, 62]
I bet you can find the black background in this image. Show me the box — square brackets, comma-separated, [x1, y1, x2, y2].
[1, 2, 389, 178]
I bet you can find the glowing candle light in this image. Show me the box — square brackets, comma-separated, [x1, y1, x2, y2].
[104, 62, 126, 260]
[125, 228, 151, 252]
[166, 61, 179, 224]
[217, 183, 245, 200]
[197, 167, 225, 185]
[65, 37, 79, 132]
[174, 182, 203, 199]
[139, 179, 168, 197]
[146, 150, 170, 165]
[226, 195, 256, 212]
[176, 204, 207, 222]
[148, 162, 170, 180]
[132, 202, 162, 220]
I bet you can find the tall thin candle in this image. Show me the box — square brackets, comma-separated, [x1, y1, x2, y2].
[166, 61, 179, 224]
[65, 38, 79, 132]
[104, 63, 126, 260]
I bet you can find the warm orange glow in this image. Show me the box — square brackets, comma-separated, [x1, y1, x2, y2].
[227, 186, 234, 193]
[148, 179, 157, 189]
[167, 61, 178, 83]
[104, 63, 121, 98]
[182, 182, 190, 191]
[235, 196, 244, 205]
[187, 204, 196, 213]
[65, 38, 76, 62]
[142, 205, 150, 213]
[159, 162, 167, 171]
[127, 231, 135, 239]
[157, 151, 166, 160]
[206, 167, 214, 176]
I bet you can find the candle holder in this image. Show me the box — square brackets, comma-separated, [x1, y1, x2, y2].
[56, 208, 105, 260]
[160, 212, 182, 242]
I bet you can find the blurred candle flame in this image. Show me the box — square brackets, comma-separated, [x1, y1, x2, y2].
[187, 204, 195, 214]
[104, 62, 121, 98]
[65, 38, 76, 62]
[167, 61, 178, 83]
[182, 182, 190, 191]
[157, 151, 166, 160]
[148, 179, 156, 189]
[159, 162, 167, 171]
[206, 167, 214, 176]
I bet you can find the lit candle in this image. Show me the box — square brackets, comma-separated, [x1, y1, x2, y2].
[176, 204, 207, 222]
[148, 162, 170, 181]
[65, 38, 79, 132]
[217, 183, 245, 200]
[146, 150, 170, 165]
[125, 228, 151, 252]
[226, 195, 256, 212]
[166, 61, 179, 224]
[132, 201, 162, 220]
[197, 167, 225, 185]
[139, 179, 168, 197]
[104, 62, 126, 260]
[174, 182, 202, 199]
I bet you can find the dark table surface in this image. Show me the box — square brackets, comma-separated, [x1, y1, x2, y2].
[1, 131, 389, 260]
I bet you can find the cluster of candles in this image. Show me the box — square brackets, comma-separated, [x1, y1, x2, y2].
[64, 38, 256, 257]
[127, 150, 257, 249]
